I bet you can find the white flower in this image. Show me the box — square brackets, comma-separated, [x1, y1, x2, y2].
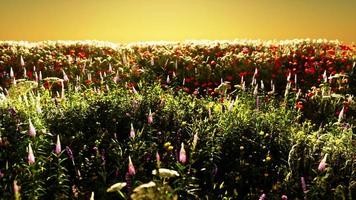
[106, 182, 127, 192]
[152, 168, 179, 178]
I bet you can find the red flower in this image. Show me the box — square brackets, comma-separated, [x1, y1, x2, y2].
[305, 67, 316, 75]
[69, 50, 75, 56]
[78, 52, 86, 59]
[295, 101, 304, 110]
[226, 75, 233, 81]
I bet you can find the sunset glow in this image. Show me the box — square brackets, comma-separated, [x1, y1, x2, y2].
[0, 0, 355, 43]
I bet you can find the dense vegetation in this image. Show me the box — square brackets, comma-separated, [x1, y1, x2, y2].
[0, 40, 355, 199]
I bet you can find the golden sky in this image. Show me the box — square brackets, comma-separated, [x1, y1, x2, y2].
[0, 0, 355, 43]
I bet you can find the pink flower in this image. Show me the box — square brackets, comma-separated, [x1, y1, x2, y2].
[28, 143, 35, 164]
[62, 70, 69, 82]
[108, 64, 113, 73]
[10, 67, 14, 78]
[318, 153, 328, 172]
[338, 107, 345, 123]
[128, 156, 136, 175]
[179, 143, 187, 164]
[147, 109, 153, 124]
[156, 151, 161, 167]
[28, 119, 36, 137]
[166, 75, 170, 84]
[13, 180, 20, 199]
[130, 123, 135, 138]
[20, 56, 25, 67]
[55, 135, 61, 155]
[259, 193, 266, 200]
[300, 177, 307, 193]
[281, 194, 288, 200]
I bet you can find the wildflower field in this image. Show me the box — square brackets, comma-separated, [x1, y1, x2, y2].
[0, 40, 355, 199]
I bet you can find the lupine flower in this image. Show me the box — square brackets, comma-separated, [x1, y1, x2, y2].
[55, 135, 61, 155]
[128, 156, 136, 175]
[132, 86, 138, 94]
[259, 193, 266, 200]
[256, 96, 260, 111]
[338, 106, 345, 123]
[28, 119, 36, 137]
[192, 133, 199, 150]
[287, 72, 291, 82]
[179, 143, 187, 164]
[108, 64, 113, 73]
[130, 123, 135, 138]
[34, 71, 38, 82]
[65, 146, 75, 165]
[113, 71, 120, 83]
[166, 75, 170, 84]
[20, 55, 25, 67]
[294, 74, 298, 88]
[260, 80, 265, 90]
[13, 180, 20, 200]
[318, 153, 328, 172]
[10, 67, 14, 78]
[300, 176, 307, 193]
[90, 192, 95, 200]
[147, 109, 153, 124]
[23, 68, 27, 78]
[228, 100, 234, 112]
[281, 194, 288, 200]
[0, 169, 4, 178]
[39, 71, 42, 80]
[62, 70, 69, 82]
[323, 70, 327, 82]
[156, 152, 161, 167]
[253, 84, 258, 96]
[28, 143, 35, 164]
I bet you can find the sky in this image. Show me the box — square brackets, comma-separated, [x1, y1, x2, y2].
[0, 0, 355, 44]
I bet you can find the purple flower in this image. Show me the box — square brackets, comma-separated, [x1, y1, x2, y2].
[318, 153, 328, 172]
[55, 135, 61, 155]
[28, 143, 35, 164]
[28, 119, 36, 137]
[179, 143, 187, 164]
[128, 156, 136, 175]
[65, 146, 74, 163]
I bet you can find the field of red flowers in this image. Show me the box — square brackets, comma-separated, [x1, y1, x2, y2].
[0, 40, 355, 199]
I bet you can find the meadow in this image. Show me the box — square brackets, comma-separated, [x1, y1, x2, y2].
[0, 40, 355, 199]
